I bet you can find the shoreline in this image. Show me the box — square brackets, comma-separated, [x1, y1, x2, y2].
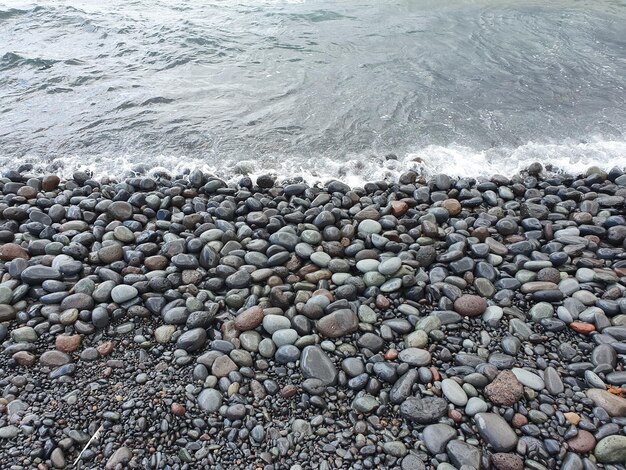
[1, 164, 625, 469]
[5, 138, 626, 188]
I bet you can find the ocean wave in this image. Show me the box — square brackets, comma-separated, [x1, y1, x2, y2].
[2, 139, 625, 186]
[0, 52, 59, 71]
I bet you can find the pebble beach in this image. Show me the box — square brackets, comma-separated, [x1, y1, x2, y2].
[0, 164, 625, 470]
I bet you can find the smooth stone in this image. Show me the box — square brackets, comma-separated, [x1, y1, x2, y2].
[262, 316, 292, 337]
[211, 355, 238, 377]
[594, 435, 626, 463]
[255, 338, 275, 359]
[316, 309, 358, 338]
[511, 368, 545, 391]
[422, 424, 457, 454]
[0, 425, 19, 439]
[111, 285, 138, 303]
[474, 412, 518, 452]
[390, 369, 418, 404]
[358, 220, 382, 236]
[154, 325, 176, 343]
[356, 259, 380, 273]
[529, 302, 554, 322]
[465, 397, 488, 416]
[406, 330, 428, 348]
[380, 278, 402, 292]
[446, 440, 481, 469]
[20, 265, 61, 284]
[441, 378, 468, 406]
[586, 388, 626, 416]
[543, 366, 564, 395]
[561, 453, 584, 470]
[454, 294, 487, 317]
[11, 326, 37, 343]
[399, 348, 432, 367]
[352, 394, 379, 413]
[40, 350, 71, 367]
[382, 441, 407, 458]
[272, 329, 298, 347]
[176, 328, 207, 352]
[300, 346, 337, 385]
[379, 257, 402, 275]
[483, 305, 504, 324]
[358, 305, 377, 323]
[197, 388, 222, 412]
[273, 344, 299, 364]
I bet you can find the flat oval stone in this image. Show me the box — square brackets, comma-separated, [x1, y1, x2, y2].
[352, 394, 379, 413]
[197, 388, 222, 412]
[262, 315, 291, 335]
[20, 266, 61, 284]
[454, 295, 487, 317]
[441, 378, 468, 406]
[594, 435, 626, 464]
[111, 285, 138, 303]
[275, 344, 300, 364]
[378, 257, 402, 276]
[422, 424, 457, 454]
[474, 412, 518, 452]
[398, 348, 431, 366]
[356, 259, 380, 273]
[511, 368, 545, 391]
[316, 309, 358, 338]
[176, 328, 207, 352]
[300, 345, 337, 385]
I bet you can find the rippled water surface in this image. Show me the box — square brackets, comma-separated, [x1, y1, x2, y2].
[1, 0, 625, 182]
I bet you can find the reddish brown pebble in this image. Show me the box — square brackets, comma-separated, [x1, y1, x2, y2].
[511, 413, 528, 428]
[375, 294, 390, 309]
[484, 370, 524, 406]
[313, 289, 334, 302]
[97, 341, 114, 356]
[430, 367, 441, 382]
[41, 175, 60, 191]
[567, 429, 596, 453]
[391, 200, 408, 217]
[281, 384, 298, 398]
[56, 334, 81, 353]
[453, 294, 487, 317]
[13, 351, 36, 366]
[384, 349, 398, 360]
[171, 403, 186, 416]
[17, 186, 37, 199]
[144, 255, 169, 270]
[448, 409, 463, 423]
[442, 198, 461, 216]
[473, 226, 490, 242]
[0, 243, 30, 261]
[234, 306, 264, 331]
[570, 322, 595, 334]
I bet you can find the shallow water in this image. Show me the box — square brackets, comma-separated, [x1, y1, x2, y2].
[1, 0, 625, 183]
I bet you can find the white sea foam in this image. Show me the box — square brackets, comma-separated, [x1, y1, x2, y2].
[2, 139, 625, 186]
